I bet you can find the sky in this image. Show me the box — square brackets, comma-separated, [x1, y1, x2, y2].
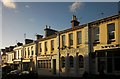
[1, 1, 120, 49]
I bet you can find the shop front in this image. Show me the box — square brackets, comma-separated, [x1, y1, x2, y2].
[95, 48, 120, 75]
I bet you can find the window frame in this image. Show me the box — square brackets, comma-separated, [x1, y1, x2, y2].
[69, 56, 74, 68]
[107, 23, 115, 41]
[77, 31, 82, 45]
[45, 42, 48, 52]
[69, 33, 73, 46]
[78, 55, 84, 68]
[51, 40, 54, 51]
[62, 35, 66, 47]
[61, 56, 65, 68]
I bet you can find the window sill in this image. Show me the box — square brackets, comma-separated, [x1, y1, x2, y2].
[77, 44, 82, 48]
[93, 41, 100, 45]
[68, 46, 73, 49]
[109, 39, 115, 42]
[107, 39, 115, 44]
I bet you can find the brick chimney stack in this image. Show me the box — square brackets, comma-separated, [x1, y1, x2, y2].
[25, 39, 34, 44]
[36, 34, 43, 40]
[71, 15, 80, 28]
[44, 25, 58, 37]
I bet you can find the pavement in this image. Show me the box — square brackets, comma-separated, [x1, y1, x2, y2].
[1, 74, 120, 79]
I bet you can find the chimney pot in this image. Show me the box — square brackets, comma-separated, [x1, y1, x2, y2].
[46, 25, 48, 29]
[71, 15, 80, 28]
[36, 34, 43, 40]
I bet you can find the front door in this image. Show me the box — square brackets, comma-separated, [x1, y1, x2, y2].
[53, 59, 56, 75]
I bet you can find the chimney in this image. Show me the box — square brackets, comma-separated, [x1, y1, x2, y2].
[36, 34, 43, 40]
[1, 49, 5, 54]
[71, 15, 80, 28]
[44, 25, 58, 37]
[9, 46, 15, 51]
[17, 42, 23, 46]
[25, 39, 34, 44]
[5, 47, 9, 52]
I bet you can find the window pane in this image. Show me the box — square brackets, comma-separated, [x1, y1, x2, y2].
[39, 43, 42, 52]
[45, 42, 47, 52]
[62, 35, 65, 47]
[61, 57, 65, 68]
[79, 55, 84, 68]
[51, 40, 54, 50]
[94, 27, 99, 42]
[69, 56, 74, 68]
[107, 23, 115, 40]
[77, 31, 82, 44]
[69, 33, 73, 46]
[28, 48, 30, 57]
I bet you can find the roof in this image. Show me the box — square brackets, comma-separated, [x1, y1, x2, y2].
[89, 14, 120, 26]
[37, 34, 57, 42]
[58, 24, 87, 34]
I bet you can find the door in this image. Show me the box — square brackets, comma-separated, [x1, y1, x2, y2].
[107, 57, 113, 73]
[53, 59, 56, 75]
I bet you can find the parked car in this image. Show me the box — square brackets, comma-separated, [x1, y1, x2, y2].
[7, 70, 20, 75]
[19, 71, 29, 75]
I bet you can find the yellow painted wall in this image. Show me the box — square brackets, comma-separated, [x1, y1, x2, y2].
[24, 44, 36, 59]
[38, 37, 57, 55]
[92, 18, 120, 46]
[14, 46, 23, 59]
[60, 28, 84, 49]
[117, 17, 120, 43]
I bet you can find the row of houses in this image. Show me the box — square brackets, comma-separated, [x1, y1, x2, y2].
[1, 13, 120, 77]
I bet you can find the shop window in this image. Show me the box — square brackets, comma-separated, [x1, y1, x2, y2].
[61, 56, 65, 68]
[69, 56, 74, 68]
[79, 55, 84, 68]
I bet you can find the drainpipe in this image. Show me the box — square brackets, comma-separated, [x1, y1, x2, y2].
[35, 40, 38, 73]
[88, 23, 92, 74]
[21, 45, 24, 72]
[57, 32, 60, 77]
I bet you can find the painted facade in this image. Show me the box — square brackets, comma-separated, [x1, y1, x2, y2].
[37, 33, 58, 76]
[13, 45, 23, 70]
[89, 14, 120, 75]
[1, 13, 120, 77]
[22, 42, 36, 71]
